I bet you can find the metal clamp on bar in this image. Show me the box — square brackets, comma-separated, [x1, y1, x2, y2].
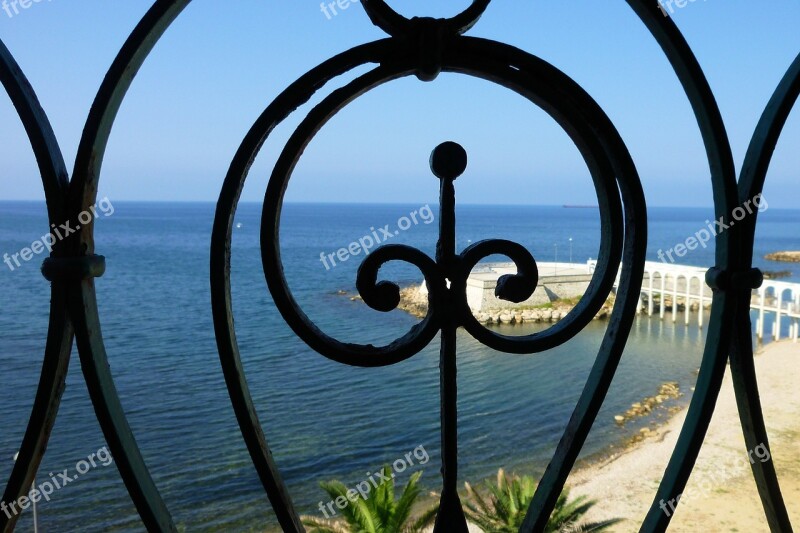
[705, 266, 764, 292]
[41, 255, 106, 282]
[409, 17, 446, 82]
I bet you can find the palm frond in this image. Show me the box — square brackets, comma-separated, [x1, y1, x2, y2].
[462, 469, 622, 533]
[405, 503, 439, 533]
[309, 464, 437, 533]
[390, 470, 423, 531]
[301, 515, 350, 533]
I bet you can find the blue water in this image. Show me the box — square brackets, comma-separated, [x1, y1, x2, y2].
[1, 202, 798, 531]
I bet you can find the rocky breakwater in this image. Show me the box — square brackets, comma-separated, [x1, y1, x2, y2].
[613, 382, 683, 443]
[395, 284, 614, 324]
[765, 251, 800, 263]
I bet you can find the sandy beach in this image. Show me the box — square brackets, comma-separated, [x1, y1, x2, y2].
[567, 340, 800, 532]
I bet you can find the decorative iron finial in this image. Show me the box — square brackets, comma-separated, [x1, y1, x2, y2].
[430, 141, 468, 181]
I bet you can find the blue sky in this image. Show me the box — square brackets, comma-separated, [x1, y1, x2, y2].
[0, 1, 798, 207]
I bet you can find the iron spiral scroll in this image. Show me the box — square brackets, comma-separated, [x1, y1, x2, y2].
[0, 0, 797, 531]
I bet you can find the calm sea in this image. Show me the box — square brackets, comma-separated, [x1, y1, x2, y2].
[1, 202, 798, 531]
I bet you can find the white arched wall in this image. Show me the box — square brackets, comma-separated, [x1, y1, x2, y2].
[633, 263, 797, 338]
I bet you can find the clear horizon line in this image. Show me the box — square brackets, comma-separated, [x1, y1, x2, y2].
[0, 199, 768, 210]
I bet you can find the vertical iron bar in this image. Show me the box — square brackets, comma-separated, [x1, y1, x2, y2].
[436, 170, 457, 271]
[432, 142, 469, 532]
[437, 153, 458, 498]
[435, 323, 468, 531]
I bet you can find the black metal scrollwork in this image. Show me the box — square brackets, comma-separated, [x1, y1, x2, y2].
[1, 0, 796, 531]
[217, 1, 647, 530]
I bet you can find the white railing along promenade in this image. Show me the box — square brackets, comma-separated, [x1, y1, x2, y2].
[586, 260, 800, 341]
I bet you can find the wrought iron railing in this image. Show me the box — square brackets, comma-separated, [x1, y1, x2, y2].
[1, 1, 798, 531]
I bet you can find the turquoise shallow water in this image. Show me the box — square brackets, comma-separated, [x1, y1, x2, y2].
[1, 202, 798, 531]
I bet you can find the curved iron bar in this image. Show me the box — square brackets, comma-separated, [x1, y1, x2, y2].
[453, 47, 648, 531]
[211, 40, 405, 532]
[361, 0, 491, 37]
[262, 50, 626, 362]
[738, 51, 800, 256]
[726, 52, 800, 532]
[357, 245, 446, 314]
[457, 239, 539, 306]
[0, 41, 69, 222]
[623, 2, 747, 530]
[261, 60, 445, 366]
[0, 39, 74, 533]
[450, 48, 626, 354]
[60, 1, 190, 530]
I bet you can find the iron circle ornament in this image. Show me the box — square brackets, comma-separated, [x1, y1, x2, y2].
[258, 40, 639, 363]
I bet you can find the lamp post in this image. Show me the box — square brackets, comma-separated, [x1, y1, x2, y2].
[554, 243, 558, 276]
[569, 237, 573, 264]
[12, 452, 38, 533]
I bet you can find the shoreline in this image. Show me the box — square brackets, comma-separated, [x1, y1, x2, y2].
[338, 286, 798, 530]
[566, 339, 800, 531]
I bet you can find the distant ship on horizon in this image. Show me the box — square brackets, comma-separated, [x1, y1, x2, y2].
[562, 204, 599, 209]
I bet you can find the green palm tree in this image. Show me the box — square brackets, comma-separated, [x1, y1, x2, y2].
[302, 465, 438, 533]
[463, 469, 622, 533]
